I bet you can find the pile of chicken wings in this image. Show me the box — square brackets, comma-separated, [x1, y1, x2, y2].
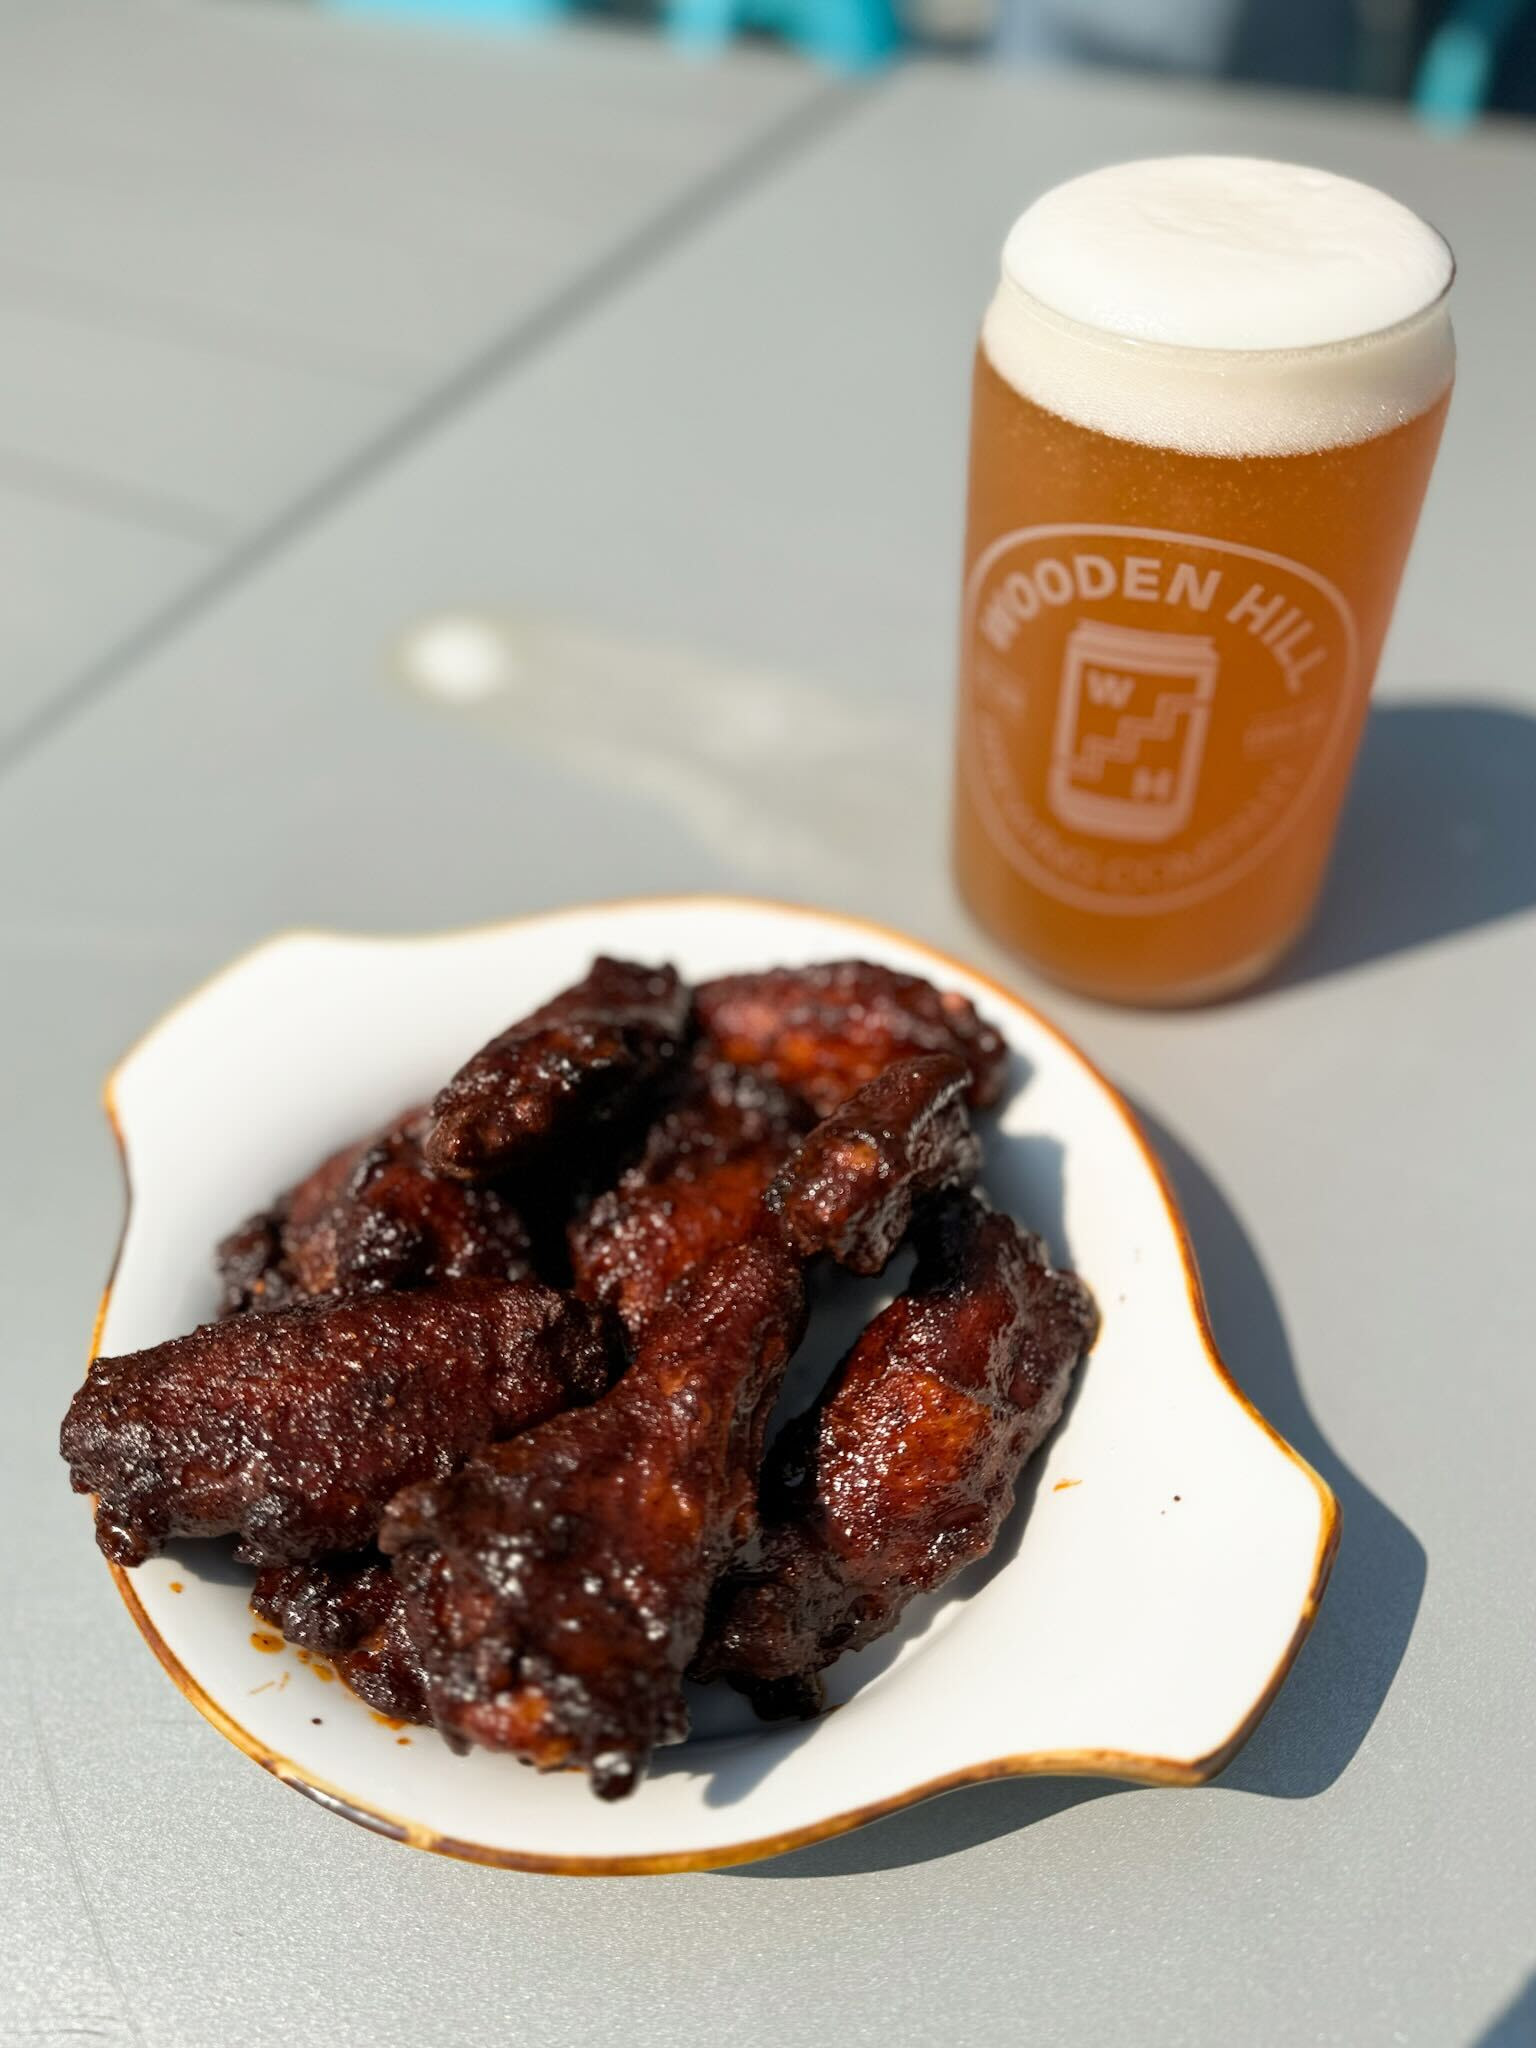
[62, 956, 1096, 1800]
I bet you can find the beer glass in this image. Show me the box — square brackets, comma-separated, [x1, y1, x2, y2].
[953, 157, 1454, 1004]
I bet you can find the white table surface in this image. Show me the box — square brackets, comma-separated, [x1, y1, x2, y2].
[0, 0, 827, 748]
[3, 17, 1534, 2048]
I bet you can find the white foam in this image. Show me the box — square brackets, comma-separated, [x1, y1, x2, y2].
[983, 157, 1454, 456]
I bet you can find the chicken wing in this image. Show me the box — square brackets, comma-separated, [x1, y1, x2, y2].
[695, 1192, 1096, 1717]
[567, 1053, 811, 1336]
[252, 1556, 429, 1724]
[62, 1280, 617, 1567]
[216, 1105, 533, 1316]
[381, 1238, 806, 1799]
[424, 957, 689, 1184]
[250, 1553, 399, 1656]
[765, 1052, 980, 1275]
[694, 959, 1007, 1117]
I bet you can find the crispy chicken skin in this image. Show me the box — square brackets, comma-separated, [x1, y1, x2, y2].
[251, 1554, 399, 1655]
[765, 1053, 981, 1276]
[381, 1240, 807, 1799]
[330, 1600, 433, 1724]
[252, 1556, 430, 1724]
[567, 1052, 812, 1336]
[423, 958, 689, 1184]
[693, 959, 1007, 1118]
[62, 1281, 617, 1568]
[695, 1192, 1096, 1717]
[216, 1106, 533, 1317]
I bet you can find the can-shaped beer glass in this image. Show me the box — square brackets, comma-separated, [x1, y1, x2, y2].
[953, 157, 1454, 1004]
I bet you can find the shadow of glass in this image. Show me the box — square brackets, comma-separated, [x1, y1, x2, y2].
[726, 1107, 1426, 1877]
[1271, 700, 1536, 991]
[1474, 1971, 1536, 2046]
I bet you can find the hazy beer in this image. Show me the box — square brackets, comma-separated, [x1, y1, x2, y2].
[953, 158, 1454, 1003]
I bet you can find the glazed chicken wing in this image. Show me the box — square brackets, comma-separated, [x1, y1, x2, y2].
[381, 1239, 807, 1799]
[765, 1053, 981, 1275]
[424, 957, 689, 1184]
[252, 1553, 399, 1654]
[568, 1053, 812, 1336]
[215, 1104, 532, 1317]
[695, 1192, 1096, 1717]
[694, 959, 1007, 1118]
[62, 1280, 616, 1568]
[252, 1556, 429, 1724]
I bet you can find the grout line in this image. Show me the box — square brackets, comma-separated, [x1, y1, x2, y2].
[0, 75, 878, 785]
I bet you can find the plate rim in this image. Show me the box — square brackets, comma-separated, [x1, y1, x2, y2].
[86, 891, 1341, 1876]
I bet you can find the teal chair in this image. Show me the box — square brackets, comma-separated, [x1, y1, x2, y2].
[665, 0, 899, 68]
[324, 0, 900, 69]
[1415, 0, 1530, 125]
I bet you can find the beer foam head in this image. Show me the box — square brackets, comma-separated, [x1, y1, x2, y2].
[984, 157, 1454, 455]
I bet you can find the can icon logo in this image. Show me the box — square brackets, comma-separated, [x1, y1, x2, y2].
[960, 524, 1359, 915]
[1048, 621, 1218, 844]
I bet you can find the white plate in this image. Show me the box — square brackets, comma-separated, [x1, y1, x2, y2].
[89, 896, 1337, 1873]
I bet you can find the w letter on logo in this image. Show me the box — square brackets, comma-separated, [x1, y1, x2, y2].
[1085, 667, 1135, 710]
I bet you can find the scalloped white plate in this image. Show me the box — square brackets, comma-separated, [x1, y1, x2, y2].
[88, 896, 1336, 1873]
